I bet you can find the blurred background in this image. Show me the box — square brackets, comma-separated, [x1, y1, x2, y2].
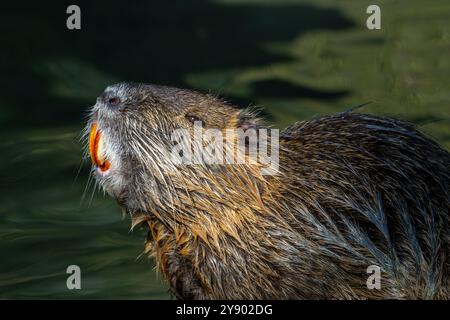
[0, 0, 449, 299]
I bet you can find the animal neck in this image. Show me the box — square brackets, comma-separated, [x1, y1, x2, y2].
[129, 164, 338, 298]
[175, 165, 284, 249]
[133, 163, 289, 266]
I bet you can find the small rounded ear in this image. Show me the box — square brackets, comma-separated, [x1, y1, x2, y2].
[236, 111, 259, 132]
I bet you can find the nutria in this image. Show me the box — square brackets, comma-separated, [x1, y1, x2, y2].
[85, 82, 449, 299]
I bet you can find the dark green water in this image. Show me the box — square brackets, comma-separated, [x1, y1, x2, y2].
[1, 0, 449, 299]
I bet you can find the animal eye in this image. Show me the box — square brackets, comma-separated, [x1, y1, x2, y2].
[108, 97, 121, 106]
[185, 114, 203, 125]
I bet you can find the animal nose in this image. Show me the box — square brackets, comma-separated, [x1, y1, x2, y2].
[98, 92, 121, 107]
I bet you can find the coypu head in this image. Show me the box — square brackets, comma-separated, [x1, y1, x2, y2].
[85, 82, 261, 217]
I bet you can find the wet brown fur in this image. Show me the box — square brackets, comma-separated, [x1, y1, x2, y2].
[88, 83, 450, 299]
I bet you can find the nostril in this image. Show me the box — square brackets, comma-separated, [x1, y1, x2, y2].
[108, 97, 121, 106]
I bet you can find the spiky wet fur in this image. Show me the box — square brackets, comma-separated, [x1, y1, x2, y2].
[85, 82, 449, 299]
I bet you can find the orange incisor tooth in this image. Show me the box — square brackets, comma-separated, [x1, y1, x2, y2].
[89, 123, 98, 165]
[89, 123, 110, 171]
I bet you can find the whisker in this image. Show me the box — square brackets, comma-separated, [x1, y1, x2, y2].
[80, 169, 94, 207]
[88, 177, 99, 208]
